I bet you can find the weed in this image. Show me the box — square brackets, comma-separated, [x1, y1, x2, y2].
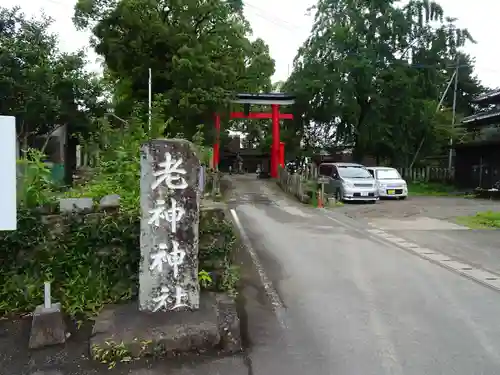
[91, 340, 134, 369]
[456, 211, 500, 229]
[408, 181, 456, 196]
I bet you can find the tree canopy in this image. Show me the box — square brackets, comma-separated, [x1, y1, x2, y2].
[284, 0, 484, 166]
[73, 0, 275, 140]
[0, 6, 106, 142]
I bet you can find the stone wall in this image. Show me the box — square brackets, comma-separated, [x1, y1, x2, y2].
[37, 198, 233, 290]
[0, 194, 238, 320]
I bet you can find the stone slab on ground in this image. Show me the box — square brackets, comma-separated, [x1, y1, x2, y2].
[214, 294, 241, 353]
[59, 198, 93, 213]
[29, 303, 67, 349]
[368, 216, 468, 231]
[90, 292, 241, 359]
[99, 194, 121, 209]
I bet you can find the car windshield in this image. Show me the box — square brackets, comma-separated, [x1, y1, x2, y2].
[338, 166, 372, 178]
[376, 169, 401, 180]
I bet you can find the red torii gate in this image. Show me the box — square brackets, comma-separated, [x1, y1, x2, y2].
[213, 93, 295, 178]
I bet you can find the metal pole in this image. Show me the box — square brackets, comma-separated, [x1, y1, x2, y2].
[44, 281, 51, 309]
[409, 70, 457, 169]
[448, 55, 459, 171]
[148, 68, 152, 133]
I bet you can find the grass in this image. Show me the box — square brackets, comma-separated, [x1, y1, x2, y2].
[456, 211, 500, 229]
[407, 181, 457, 196]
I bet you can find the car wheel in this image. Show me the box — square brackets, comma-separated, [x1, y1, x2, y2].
[399, 196, 407, 200]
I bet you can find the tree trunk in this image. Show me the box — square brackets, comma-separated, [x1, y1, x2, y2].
[352, 133, 364, 163]
[64, 132, 78, 186]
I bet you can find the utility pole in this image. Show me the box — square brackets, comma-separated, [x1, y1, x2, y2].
[148, 68, 152, 133]
[448, 55, 459, 171]
[409, 69, 457, 169]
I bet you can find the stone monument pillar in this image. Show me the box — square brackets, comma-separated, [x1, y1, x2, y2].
[139, 139, 201, 311]
[89, 139, 242, 359]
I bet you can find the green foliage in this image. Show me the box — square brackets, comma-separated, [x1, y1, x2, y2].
[408, 181, 456, 196]
[69, 102, 168, 212]
[0, 209, 139, 317]
[199, 211, 239, 296]
[0, 206, 239, 317]
[191, 124, 212, 166]
[17, 149, 57, 208]
[0, 6, 106, 140]
[285, 0, 484, 165]
[456, 211, 500, 229]
[73, 0, 275, 141]
[0, 73, 239, 319]
[92, 340, 134, 369]
[198, 270, 213, 289]
[2, 122, 238, 316]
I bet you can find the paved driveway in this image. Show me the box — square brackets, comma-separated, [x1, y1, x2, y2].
[336, 196, 500, 221]
[228, 175, 500, 375]
[335, 196, 500, 275]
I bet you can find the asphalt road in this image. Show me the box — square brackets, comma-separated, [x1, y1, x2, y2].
[229, 175, 500, 375]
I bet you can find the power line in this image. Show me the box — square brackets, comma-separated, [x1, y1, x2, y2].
[244, 2, 305, 31]
[31, 0, 73, 9]
[22, 0, 500, 76]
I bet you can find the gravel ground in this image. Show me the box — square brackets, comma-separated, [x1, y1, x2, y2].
[335, 196, 500, 222]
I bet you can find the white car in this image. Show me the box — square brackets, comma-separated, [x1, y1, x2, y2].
[366, 167, 408, 199]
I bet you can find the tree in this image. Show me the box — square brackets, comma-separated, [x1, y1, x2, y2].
[0, 6, 106, 183]
[73, 0, 275, 142]
[0, 7, 106, 136]
[285, 0, 482, 166]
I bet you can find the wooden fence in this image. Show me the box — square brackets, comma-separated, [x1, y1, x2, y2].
[397, 167, 454, 183]
[302, 163, 452, 184]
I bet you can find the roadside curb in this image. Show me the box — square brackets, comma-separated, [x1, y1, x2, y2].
[320, 208, 500, 294]
[229, 208, 288, 328]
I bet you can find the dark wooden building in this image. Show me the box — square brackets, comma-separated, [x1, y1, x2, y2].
[311, 149, 377, 167]
[455, 89, 500, 189]
[219, 135, 270, 173]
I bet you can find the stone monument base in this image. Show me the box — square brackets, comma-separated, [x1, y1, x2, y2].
[29, 303, 67, 349]
[90, 292, 241, 360]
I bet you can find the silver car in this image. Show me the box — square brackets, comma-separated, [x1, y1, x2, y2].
[366, 167, 408, 199]
[319, 162, 378, 202]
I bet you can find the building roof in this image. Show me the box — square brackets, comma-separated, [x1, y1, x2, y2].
[454, 125, 500, 149]
[462, 108, 500, 127]
[472, 88, 500, 105]
[454, 139, 500, 149]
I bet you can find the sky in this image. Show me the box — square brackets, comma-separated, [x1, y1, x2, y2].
[3, 0, 500, 88]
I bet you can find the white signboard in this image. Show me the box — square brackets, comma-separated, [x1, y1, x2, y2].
[0, 116, 17, 230]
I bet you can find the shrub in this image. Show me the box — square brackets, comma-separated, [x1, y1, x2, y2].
[0, 209, 139, 317]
